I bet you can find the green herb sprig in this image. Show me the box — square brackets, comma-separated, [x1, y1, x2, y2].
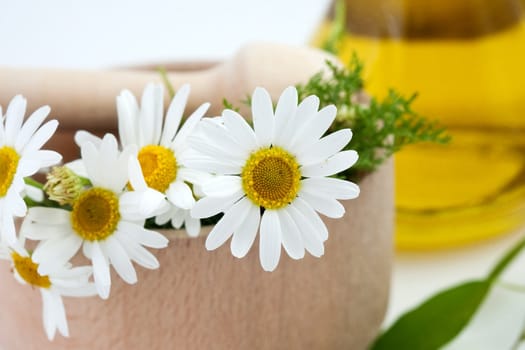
[296, 54, 451, 180]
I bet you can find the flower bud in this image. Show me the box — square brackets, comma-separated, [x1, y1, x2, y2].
[44, 166, 83, 205]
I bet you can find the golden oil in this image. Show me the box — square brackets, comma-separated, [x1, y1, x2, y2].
[314, 0, 525, 249]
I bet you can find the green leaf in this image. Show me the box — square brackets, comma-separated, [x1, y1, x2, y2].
[371, 280, 491, 350]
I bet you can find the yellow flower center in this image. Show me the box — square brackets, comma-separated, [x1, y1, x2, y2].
[11, 252, 51, 289]
[71, 188, 120, 241]
[138, 145, 178, 192]
[0, 146, 20, 197]
[241, 147, 301, 210]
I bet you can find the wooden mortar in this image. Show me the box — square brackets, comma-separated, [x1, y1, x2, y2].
[0, 43, 393, 349]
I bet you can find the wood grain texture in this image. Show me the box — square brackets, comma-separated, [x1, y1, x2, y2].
[0, 160, 393, 350]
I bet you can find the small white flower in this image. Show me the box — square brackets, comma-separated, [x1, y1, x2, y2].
[76, 83, 211, 236]
[189, 86, 360, 271]
[0, 95, 61, 244]
[0, 242, 96, 341]
[21, 134, 168, 299]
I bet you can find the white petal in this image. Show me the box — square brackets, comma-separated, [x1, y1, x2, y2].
[176, 167, 212, 187]
[282, 95, 319, 148]
[190, 120, 248, 161]
[74, 130, 102, 148]
[52, 291, 69, 338]
[16, 158, 40, 176]
[115, 231, 160, 269]
[25, 150, 61, 168]
[41, 289, 57, 341]
[205, 197, 252, 250]
[80, 141, 100, 184]
[14, 105, 49, 152]
[96, 134, 122, 190]
[296, 129, 352, 166]
[140, 83, 164, 145]
[25, 207, 70, 225]
[292, 197, 329, 241]
[222, 109, 257, 151]
[184, 213, 201, 237]
[291, 105, 337, 152]
[230, 204, 260, 258]
[5, 95, 26, 145]
[8, 190, 26, 217]
[21, 221, 67, 242]
[301, 150, 358, 177]
[166, 181, 195, 210]
[34, 235, 83, 274]
[22, 119, 58, 155]
[183, 157, 241, 175]
[58, 284, 98, 298]
[83, 241, 93, 259]
[120, 189, 165, 220]
[91, 242, 111, 299]
[127, 155, 148, 191]
[118, 221, 168, 249]
[287, 202, 325, 257]
[251, 87, 274, 147]
[273, 86, 298, 144]
[170, 207, 185, 228]
[24, 184, 44, 202]
[160, 84, 190, 146]
[191, 189, 244, 218]
[172, 102, 210, 149]
[102, 236, 137, 284]
[299, 191, 345, 218]
[154, 207, 173, 225]
[1, 212, 17, 245]
[202, 176, 242, 197]
[259, 210, 282, 272]
[51, 265, 92, 279]
[301, 177, 360, 200]
[117, 89, 139, 147]
[188, 137, 245, 167]
[65, 159, 88, 178]
[277, 209, 305, 260]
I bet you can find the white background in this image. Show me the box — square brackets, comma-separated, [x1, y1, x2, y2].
[0, 0, 330, 68]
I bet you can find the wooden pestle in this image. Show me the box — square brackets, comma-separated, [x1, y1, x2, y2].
[0, 43, 338, 130]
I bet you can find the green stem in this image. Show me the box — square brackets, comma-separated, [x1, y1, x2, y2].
[158, 66, 175, 99]
[24, 177, 44, 189]
[487, 235, 525, 282]
[322, 0, 346, 54]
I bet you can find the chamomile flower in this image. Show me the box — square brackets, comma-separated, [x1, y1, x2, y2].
[75, 83, 211, 236]
[0, 95, 61, 244]
[189, 86, 360, 271]
[21, 134, 168, 299]
[0, 242, 96, 340]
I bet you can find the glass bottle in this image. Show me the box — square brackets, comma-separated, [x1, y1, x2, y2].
[314, 0, 525, 249]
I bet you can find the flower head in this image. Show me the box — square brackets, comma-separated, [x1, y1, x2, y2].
[0, 95, 61, 244]
[0, 241, 96, 340]
[189, 86, 360, 271]
[75, 83, 211, 236]
[21, 134, 168, 299]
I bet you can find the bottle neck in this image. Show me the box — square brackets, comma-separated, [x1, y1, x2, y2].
[339, 0, 524, 39]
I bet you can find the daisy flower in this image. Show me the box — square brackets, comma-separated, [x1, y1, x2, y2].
[0, 241, 96, 340]
[21, 134, 168, 299]
[75, 83, 211, 237]
[0, 95, 61, 244]
[189, 86, 360, 271]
